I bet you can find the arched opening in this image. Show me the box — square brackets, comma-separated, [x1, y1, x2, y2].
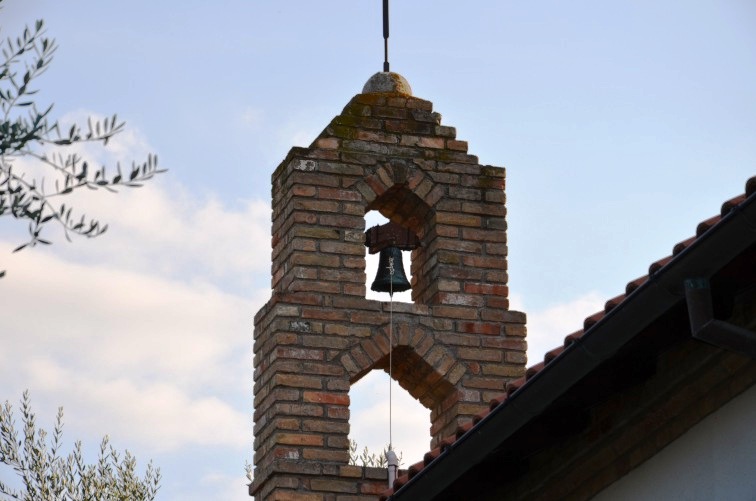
[348, 369, 430, 467]
[364, 179, 436, 305]
[364, 210, 413, 303]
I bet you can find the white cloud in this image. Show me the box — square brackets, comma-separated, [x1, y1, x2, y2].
[511, 291, 606, 365]
[24, 359, 248, 452]
[1, 244, 257, 452]
[0, 114, 273, 459]
[198, 471, 251, 501]
[47, 180, 273, 290]
[0, 113, 276, 500]
[2, 124, 272, 292]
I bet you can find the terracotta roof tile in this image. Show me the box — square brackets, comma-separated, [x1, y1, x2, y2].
[505, 376, 527, 396]
[544, 345, 565, 364]
[489, 394, 508, 410]
[649, 255, 673, 275]
[392, 474, 409, 491]
[583, 311, 605, 330]
[526, 361, 545, 380]
[673, 236, 697, 256]
[455, 421, 473, 438]
[408, 460, 425, 478]
[625, 275, 648, 294]
[423, 447, 441, 465]
[722, 194, 746, 216]
[472, 410, 488, 425]
[564, 329, 584, 347]
[696, 214, 721, 236]
[604, 294, 626, 313]
[383, 176, 756, 500]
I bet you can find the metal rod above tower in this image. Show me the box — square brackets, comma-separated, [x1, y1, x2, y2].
[383, 0, 390, 72]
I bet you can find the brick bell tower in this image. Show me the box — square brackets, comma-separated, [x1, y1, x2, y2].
[250, 72, 527, 500]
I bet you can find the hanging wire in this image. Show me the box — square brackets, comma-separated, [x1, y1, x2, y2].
[388, 253, 394, 449]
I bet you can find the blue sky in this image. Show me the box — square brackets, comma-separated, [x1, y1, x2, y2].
[1, 1, 755, 499]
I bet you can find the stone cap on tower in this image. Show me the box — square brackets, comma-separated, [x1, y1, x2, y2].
[362, 71, 412, 95]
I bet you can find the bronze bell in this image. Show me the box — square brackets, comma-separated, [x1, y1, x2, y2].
[371, 246, 411, 296]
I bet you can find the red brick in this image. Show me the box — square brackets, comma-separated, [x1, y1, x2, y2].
[461, 254, 504, 269]
[271, 491, 323, 501]
[458, 322, 502, 336]
[273, 447, 301, 460]
[277, 433, 324, 447]
[361, 481, 390, 495]
[436, 211, 481, 227]
[292, 185, 317, 197]
[310, 478, 357, 494]
[302, 308, 349, 321]
[458, 348, 503, 362]
[315, 137, 339, 149]
[290, 252, 340, 267]
[432, 305, 479, 320]
[355, 130, 398, 144]
[327, 406, 350, 419]
[303, 392, 350, 406]
[464, 283, 508, 296]
[302, 448, 350, 462]
[447, 140, 468, 151]
[320, 241, 364, 255]
[290, 280, 341, 294]
[276, 347, 324, 361]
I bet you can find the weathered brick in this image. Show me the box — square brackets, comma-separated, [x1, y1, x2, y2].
[290, 252, 340, 268]
[464, 283, 508, 296]
[385, 119, 433, 134]
[292, 185, 318, 197]
[320, 241, 364, 255]
[277, 433, 324, 447]
[275, 374, 323, 389]
[302, 419, 350, 434]
[457, 322, 502, 336]
[315, 137, 340, 149]
[302, 308, 349, 321]
[447, 139, 468, 151]
[310, 478, 357, 494]
[270, 491, 324, 501]
[371, 106, 408, 119]
[276, 347, 324, 361]
[436, 211, 481, 227]
[302, 448, 350, 462]
[458, 347, 503, 362]
[255, 84, 522, 501]
[303, 391, 350, 406]
[355, 130, 398, 144]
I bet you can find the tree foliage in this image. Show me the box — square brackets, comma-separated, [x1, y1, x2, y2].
[0, 391, 160, 501]
[0, 0, 165, 277]
[348, 439, 403, 468]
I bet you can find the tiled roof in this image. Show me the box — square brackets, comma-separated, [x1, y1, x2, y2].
[381, 175, 756, 500]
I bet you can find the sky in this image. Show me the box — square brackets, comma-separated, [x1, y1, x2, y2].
[1, 1, 755, 499]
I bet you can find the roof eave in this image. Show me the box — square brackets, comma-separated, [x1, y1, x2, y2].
[391, 194, 756, 500]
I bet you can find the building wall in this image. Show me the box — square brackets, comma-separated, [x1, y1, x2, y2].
[594, 383, 756, 501]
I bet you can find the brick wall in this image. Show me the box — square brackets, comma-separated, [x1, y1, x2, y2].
[251, 75, 526, 500]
